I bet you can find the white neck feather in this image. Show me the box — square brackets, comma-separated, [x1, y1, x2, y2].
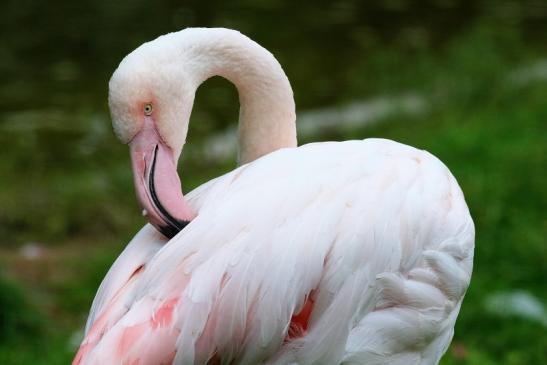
[181, 28, 297, 164]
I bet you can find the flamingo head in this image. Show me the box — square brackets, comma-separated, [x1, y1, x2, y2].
[108, 38, 197, 238]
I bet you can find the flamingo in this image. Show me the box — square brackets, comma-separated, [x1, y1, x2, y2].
[73, 28, 474, 365]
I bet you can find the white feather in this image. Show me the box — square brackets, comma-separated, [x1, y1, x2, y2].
[78, 139, 474, 364]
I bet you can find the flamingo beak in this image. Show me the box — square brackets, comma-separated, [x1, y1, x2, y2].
[129, 116, 196, 238]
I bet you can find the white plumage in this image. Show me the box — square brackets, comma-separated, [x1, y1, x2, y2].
[74, 28, 474, 365]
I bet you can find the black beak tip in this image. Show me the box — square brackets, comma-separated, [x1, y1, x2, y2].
[157, 219, 190, 239]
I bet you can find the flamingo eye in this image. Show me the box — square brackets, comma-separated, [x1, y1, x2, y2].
[143, 103, 153, 115]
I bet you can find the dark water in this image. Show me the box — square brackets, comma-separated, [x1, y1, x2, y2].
[1, 0, 547, 243]
[3, 0, 547, 110]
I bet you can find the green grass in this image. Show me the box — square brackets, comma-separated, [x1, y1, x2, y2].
[0, 242, 125, 364]
[1, 21, 546, 364]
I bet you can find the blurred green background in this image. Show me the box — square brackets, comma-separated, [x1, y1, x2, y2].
[1, 1, 546, 364]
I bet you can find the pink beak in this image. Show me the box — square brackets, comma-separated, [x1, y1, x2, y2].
[129, 116, 196, 238]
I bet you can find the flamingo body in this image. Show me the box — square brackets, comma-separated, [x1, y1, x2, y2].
[75, 139, 474, 364]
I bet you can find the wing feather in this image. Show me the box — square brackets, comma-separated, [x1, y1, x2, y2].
[77, 139, 474, 365]
[84, 225, 165, 333]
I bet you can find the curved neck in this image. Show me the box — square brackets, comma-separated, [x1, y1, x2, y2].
[183, 29, 297, 164]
